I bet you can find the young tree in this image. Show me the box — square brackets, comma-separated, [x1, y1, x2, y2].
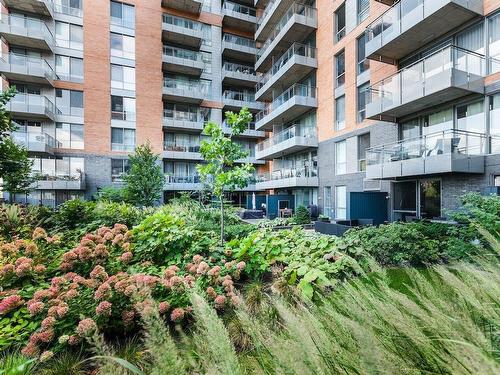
[197, 107, 255, 246]
[0, 87, 34, 199]
[123, 142, 165, 207]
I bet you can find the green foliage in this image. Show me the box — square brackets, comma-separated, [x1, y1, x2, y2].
[0, 87, 34, 195]
[292, 205, 310, 225]
[94, 186, 129, 203]
[0, 352, 35, 375]
[453, 193, 500, 236]
[53, 199, 95, 231]
[123, 142, 165, 207]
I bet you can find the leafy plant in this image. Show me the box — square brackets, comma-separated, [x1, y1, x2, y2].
[292, 206, 310, 225]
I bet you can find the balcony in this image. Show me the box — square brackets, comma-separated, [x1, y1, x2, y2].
[11, 131, 59, 154]
[366, 46, 485, 122]
[222, 120, 265, 138]
[255, 83, 317, 130]
[222, 34, 257, 62]
[163, 46, 205, 76]
[222, 1, 257, 33]
[163, 110, 205, 132]
[3, 0, 53, 18]
[256, 126, 317, 160]
[0, 15, 54, 52]
[366, 0, 483, 62]
[165, 175, 259, 191]
[222, 62, 258, 88]
[162, 14, 203, 49]
[7, 93, 56, 121]
[161, 0, 203, 14]
[222, 90, 264, 112]
[255, 0, 294, 42]
[256, 168, 318, 190]
[34, 174, 86, 190]
[0, 54, 56, 85]
[255, 3, 317, 72]
[366, 130, 487, 179]
[255, 43, 317, 101]
[163, 78, 211, 104]
[163, 142, 203, 160]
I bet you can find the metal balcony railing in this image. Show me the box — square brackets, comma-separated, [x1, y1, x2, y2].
[256, 43, 316, 91]
[164, 109, 206, 123]
[257, 3, 317, 59]
[162, 13, 203, 31]
[163, 78, 211, 95]
[257, 125, 316, 151]
[255, 83, 317, 122]
[366, 46, 485, 115]
[366, 130, 489, 167]
[111, 110, 136, 122]
[165, 174, 201, 184]
[257, 167, 318, 182]
[223, 90, 255, 102]
[164, 141, 201, 153]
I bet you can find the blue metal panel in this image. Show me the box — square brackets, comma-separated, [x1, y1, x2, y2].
[266, 194, 295, 219]
[246, 194, 267, 210]
[349, 192, 388, 225]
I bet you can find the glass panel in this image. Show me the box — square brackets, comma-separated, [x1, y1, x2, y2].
[420, 179, 441, 219]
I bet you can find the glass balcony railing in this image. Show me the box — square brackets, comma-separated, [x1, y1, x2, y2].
[222, 120, 257, 132]
[10, 93, 55, 117]
[366, 130, 489, 167]
[0, 14, 54, 46]
[257, 125, 317, 151]
[0, 53, 56, 81]
[257, 3, 317, 59]
[163, 45, 203, 62]
[367, 0, 482, 53]
[223, 90, 255, 102]
[366, 46, 485, 116]
[54, 2, 82, 17]
[111, 110, 136, 122]
[11, 131, 59, 149]
[223, 1, 257, 17]
[162, 14, 202, 31]
[222, 62, 256, 76]
[163, 78, 211, 96]
[164, 109, 206, 123]
[164, 141, 201, 153]
[257, 167, 318, 182]
[256, 43, 316, 91]
[223, 33, 256, 48]
[256, 83, 317, 122]
[165, 174, 201, 184]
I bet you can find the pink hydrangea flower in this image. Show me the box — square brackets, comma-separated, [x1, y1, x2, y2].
[90, 265, 108, 281]
[96, 301, 112, 316]
[68, 335, 80, 346]
[76, 318, 97, 337]
[206, 287, 217, 299]
[158, 301, 170, 314]
[34, 264, 46, 274]
[236, 261, 246, 270]
[170, 307, 185, 322]
[40, 350, 54, 362]
[27, 301, 44, 316]
[37, 329, 54, 343]
[32, 227, 47, 240]
[41, 316, 56, 330]
[0, 295, 23, 315]
[207, 266, 221, 277]
[56, 303, 69, 318]
[119, 251, 133, 264]
[214, 295, 226, 309]
[122, 310, 135, 326]
[196, 261, 209, 275]
[21, 342, 39, 357]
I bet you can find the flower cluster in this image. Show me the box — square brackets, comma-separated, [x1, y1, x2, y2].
[0, 294, 24, 315]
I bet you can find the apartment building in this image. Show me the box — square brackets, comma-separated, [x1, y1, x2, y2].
[312, 0, 500, 223]
[2, 0, 265, 207]
[3, 0, 500, 222]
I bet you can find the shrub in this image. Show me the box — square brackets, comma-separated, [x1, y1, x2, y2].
[293, 205, 310, 225]
[95, 186, 129, 203]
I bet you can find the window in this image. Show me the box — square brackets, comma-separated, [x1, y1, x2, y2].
[111, 64, 136, 91]
[336, 51, 345, 87]
[335, 3, 346, 42]
[489, 12, 500, 73]
[335, 96, 345, 131]
[111, 1, 135, 29]
[54, 0, 83, 17]
[324, 186, 333, 218]
[110, 33, 135, 60]
[55, 55, 83, 82]
[495, 176, 500, 187]
[457, 101, 485, 133]
[111, 96, 136, 121]
[335, 140, 347, 175]
[357, 33, 370, 75]
[111, 159, 130, 182]
[111, 128, 135, 151]
[55, 123, 84, 149]
[357, 0, 369, 24]
[358, 133, 370, 172]
[335, 186, 347, 220]
[56, 89, 83, 116]
[357, 83, 369, 123]
[55, 22, 83, 50]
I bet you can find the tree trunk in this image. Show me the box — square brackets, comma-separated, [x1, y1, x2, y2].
[220, 194, 225, 247]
